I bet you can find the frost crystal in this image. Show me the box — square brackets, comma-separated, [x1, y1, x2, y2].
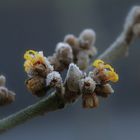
[55, 42, 72, 53]
[46, 71, 62, 87]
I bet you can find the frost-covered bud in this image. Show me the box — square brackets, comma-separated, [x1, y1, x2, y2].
[26, 76, 46, 97]
[0, 87, 15, 106]
[64, 34, 78, 48]
[31, 64, 46, 78]
[31, 60, 54, 78]
[65, 63, 83, 92]
[95, 84, 114, 98]
[46, 71, 62, 88]
[80, 77, 98, 109]
[49, 42, 73, 71]
[79, 29, 96, 49]
[55, 42, 73, 66]
[0, 75, 6, 87]
[79, 77, 96, 94]
[45, 59, 54, 73]
[82, 93, 99, 108]
[64, 63, 83, 102]
[64, 34, 79, 54]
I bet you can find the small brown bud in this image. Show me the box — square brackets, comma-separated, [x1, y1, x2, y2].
[0, 87, 15, 106]
[82, 93, 99, 108]
[64, 34, 78, 48]
[95, 84, 114, 98]
[64, 34, 80, 55]
[26, 76, 47, 97]
[27, 61, 54, 78]
[32, 64, 47, 77]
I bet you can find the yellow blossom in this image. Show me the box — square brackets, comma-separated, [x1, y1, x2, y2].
[92, 59, 119, 82]
[24, 50, 46, 73]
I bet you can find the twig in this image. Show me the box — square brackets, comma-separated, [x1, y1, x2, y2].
[0, 6, 140, 133]
[0, 92, 65, 133]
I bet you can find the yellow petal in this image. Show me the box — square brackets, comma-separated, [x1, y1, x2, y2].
[104, 64, 114, 72]
[107, 71, 119, 82]
[24, 50, 37, 60]
[92, 59, 104, 68]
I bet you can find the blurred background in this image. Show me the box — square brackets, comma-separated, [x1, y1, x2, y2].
[0, 0, 140, 140]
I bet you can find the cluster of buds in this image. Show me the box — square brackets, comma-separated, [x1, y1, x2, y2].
[23, 29, 118, 110]
[24, 50, 63, 97]
[0, 75, 15, 106]
[80, 59, 119, 108]
[64, 29, 97, 70]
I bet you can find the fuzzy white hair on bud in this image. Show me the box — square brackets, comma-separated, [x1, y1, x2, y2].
[46, 71, 62, 87]
[79, 29, 96, 46]
[65, 63, 83, 92]
[45, 59, 54, 72]
[55, 42, 72, 53]
[80, 77, 96, 94]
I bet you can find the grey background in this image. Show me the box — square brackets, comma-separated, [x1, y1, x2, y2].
[0, 0, 140, 140]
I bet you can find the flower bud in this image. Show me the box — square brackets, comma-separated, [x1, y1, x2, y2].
[79, 29, 96, 49]
[65, 63, 83, 92]
[64, 34, 78, 48]
[64, 34, 79, 55]
[0, 87, 15, 106]
[95, 84, 114, 98]
[55, 42, 73, 66]
[26, 76, 46, 97]
[82, 93, 99, 108]
[46, 71, 62, 88]
[79, 77, 96, 94]
[64, 63, 83, 102]
[49, 43, 73, 71]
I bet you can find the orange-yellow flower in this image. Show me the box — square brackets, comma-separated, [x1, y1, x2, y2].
[92, 59, 119, 82]
[24, 50, 47, 73]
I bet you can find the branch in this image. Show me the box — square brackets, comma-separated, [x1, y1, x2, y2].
[0, 6, 140, 133]
[0, 92, 65, 133]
